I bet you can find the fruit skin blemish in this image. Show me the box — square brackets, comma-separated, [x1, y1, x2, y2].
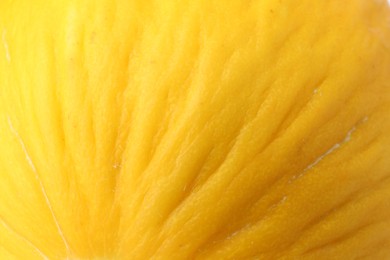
[0, 1, 390, 259]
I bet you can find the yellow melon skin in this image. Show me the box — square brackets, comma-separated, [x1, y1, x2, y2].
[0, 0, 390, 259]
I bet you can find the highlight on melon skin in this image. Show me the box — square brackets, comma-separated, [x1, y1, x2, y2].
[0, 0, 390, 259]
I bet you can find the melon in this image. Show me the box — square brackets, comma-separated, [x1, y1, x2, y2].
[0, 0, 390, 259]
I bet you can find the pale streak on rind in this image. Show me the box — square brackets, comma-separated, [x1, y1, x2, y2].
[298, 121, 361, 177]
[2, 30, 11, 62]
[6, 117, 72, 258]
[0, 217, 49, 260]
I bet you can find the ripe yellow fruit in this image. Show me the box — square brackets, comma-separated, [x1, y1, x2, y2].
[1, 0, 390, 259]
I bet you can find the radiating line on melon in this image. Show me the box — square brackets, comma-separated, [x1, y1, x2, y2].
[7, 117, 72, 258]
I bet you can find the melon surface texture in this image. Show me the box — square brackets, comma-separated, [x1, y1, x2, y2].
[0, 0, 390, 259]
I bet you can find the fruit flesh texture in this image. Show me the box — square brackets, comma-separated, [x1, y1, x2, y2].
[0, 0, 390, 259]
